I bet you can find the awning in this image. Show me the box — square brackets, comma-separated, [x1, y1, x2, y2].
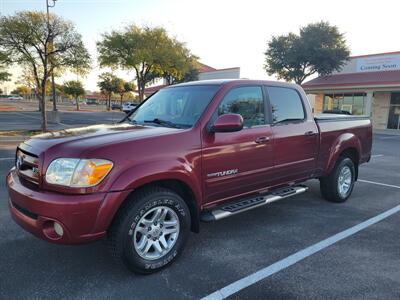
[303, 70, 400, 91]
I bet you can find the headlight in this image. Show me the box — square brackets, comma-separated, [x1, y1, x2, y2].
[46, 158, 113, 187]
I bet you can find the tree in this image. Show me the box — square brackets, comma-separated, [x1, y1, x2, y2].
[264, 21, 350, 84]
[0, 52, 11, 84]
[97, 25, 195, 101]
[0, 70, 10, 83]
[166, 58, 200, 85]
[97, 72, 120, 110]
[62, 80, 85, 111]
[115, 79, 136, 106]
[11, 85, 31, 96]
[0, 11, 91, 131]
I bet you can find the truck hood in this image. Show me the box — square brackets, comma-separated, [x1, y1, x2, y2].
[20, 123, 182, 156]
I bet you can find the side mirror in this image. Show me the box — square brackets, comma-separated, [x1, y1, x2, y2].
[211, 114, 243, 133]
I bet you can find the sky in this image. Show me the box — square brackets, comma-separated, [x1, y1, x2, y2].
[1, 0, 400, 92]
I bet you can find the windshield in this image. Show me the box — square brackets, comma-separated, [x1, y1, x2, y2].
[128, 85, 220, 128]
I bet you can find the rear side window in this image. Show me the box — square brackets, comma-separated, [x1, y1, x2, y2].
[218, 86, 265, 128]
[267, 86, 305, 123]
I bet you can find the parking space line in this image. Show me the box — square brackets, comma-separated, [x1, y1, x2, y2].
[0, 158, 14, 161]
[202, 205, 400, 300]
[371, 154, 384, 158]
[358, 179, 400, 189]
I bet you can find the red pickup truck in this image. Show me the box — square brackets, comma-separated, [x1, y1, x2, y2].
[7, 79, 372, 273]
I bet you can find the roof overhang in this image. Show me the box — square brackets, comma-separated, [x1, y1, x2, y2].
[303, 70, 400, 93]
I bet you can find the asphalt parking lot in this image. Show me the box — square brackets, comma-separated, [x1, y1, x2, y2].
[0, 134, 399, 299]
[0, 111, 126, 131]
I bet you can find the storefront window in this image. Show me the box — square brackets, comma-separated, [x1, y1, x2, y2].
[387, 92, 400, 130]
[353, 94, 365, 115]
[333, 94, 343, 109]
[322, 93, 366, 115]
[342, 94, 353, 113]
[323, 94, 334, 111]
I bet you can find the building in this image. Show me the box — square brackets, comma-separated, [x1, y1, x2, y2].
[142, 63, 240, 97]
[197, 63, 240, 81]
[303, 51, 400, 130]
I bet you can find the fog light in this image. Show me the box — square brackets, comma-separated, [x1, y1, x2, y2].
[53, 222, 64, 237]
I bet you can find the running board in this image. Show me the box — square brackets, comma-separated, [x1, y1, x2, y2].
[201, 185, 308, 222]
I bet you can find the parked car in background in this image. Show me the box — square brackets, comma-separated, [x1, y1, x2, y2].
[86, 98, 98, 105]
[7, 80, 372, 274]
[122, 102, 137, 113]
[112, 103, 122, 110]
[8, 95, 24, 100]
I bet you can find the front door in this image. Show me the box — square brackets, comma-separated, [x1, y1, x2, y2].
[202, 86, 274, 206]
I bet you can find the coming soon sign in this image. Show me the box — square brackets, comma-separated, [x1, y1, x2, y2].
[356, 54, 400, 72]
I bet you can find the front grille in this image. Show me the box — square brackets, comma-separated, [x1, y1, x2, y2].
[12, 201, 38, 220]
[16, 148, 40, 185]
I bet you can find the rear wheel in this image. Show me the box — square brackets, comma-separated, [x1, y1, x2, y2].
[107, 186, 191, 274]
[320, 157, 356, 203]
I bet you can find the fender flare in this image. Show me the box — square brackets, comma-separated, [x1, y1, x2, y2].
[325, 133, 361, 176]
[93, 160, 202, 233]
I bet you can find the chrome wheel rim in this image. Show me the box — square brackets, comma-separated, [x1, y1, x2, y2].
[133, 206, 180, 260]
[338, 166, 352, 197]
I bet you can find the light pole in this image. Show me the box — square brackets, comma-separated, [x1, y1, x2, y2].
[46, 0, 58, 112]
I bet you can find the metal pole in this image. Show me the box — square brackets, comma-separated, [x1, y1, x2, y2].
[46, 0, 58, 111]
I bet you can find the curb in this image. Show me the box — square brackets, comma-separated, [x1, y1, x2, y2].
[0, 136, 28, 142]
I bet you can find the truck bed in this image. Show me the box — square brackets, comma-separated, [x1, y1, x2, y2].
[314, 113, 373, 175]
[314, 113, 370, 122]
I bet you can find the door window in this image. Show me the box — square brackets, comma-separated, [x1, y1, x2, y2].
[267, 86, 305, 123]
[218, 86, 265, 128]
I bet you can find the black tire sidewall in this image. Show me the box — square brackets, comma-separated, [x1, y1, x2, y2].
[119, 190, 190, 273]
[333, 158, 355, 201]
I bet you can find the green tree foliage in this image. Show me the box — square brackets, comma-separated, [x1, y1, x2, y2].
[264, 21, 350, 84]
[0, 52, 11, 83]
[164, 56, 200, 85]
[115, 79, 136, 106]
[0, 11, 91, 131]
[0, 71, 10, 83]
[97, 25, 195, 101]
[11, 85, 31, 96]
[62, 80, 85, 111]
[97, 72, 120, 110]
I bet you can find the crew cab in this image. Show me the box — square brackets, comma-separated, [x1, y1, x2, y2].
[6, 79, 372, 273]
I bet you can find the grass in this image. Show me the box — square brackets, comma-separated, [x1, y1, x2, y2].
[0, 130, 47, 137]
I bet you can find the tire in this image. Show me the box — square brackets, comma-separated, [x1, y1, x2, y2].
[320, 157, 356, 203]
[107, 186, 191, 274]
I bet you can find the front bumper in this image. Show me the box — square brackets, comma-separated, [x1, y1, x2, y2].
[6, 169, 116, 244]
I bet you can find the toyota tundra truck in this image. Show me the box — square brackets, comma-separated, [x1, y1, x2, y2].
[6, 79, 372, 273]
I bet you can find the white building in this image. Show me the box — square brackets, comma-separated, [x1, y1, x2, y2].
[303, 51, 400, 130]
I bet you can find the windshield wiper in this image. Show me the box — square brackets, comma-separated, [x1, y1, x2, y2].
[143, 118, 182, 128]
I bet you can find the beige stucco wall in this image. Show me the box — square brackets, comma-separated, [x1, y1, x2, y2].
[372, 92, 391, 129]
[314, 94, 324, 113]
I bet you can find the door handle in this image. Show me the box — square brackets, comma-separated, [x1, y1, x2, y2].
[304, 131, 317, 136]
[255, 136, 270, 144]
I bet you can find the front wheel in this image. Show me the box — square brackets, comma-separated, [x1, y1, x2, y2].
[320, 157, 356, 203]
[107, 186, 191, 274]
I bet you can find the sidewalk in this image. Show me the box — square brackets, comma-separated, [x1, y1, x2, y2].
[374, 129, 400, 136]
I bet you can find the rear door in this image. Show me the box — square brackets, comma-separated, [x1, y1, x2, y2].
[266, 86, 318, 184]
[202, 86, 274, 205]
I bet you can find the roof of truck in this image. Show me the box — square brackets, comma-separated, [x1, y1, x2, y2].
[168, 79, 300, 88]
